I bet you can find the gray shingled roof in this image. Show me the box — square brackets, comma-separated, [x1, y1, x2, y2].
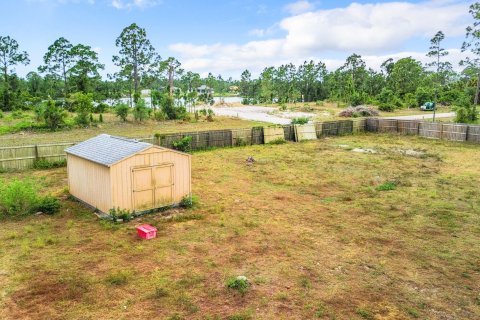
[65, 134, 152, 167]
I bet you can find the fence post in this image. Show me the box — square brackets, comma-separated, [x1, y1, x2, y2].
[34, 144, 39, 162]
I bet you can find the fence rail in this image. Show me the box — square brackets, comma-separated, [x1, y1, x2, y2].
[0, 118, 478, 171]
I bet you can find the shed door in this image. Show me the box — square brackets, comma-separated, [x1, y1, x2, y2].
[132, 164, 174, 211]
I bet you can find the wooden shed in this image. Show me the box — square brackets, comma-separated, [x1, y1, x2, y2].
[65, 134, 191, 214]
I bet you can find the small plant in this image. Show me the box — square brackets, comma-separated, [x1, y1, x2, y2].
[172, 136, 192, 153]
[291, 117, 309, 125]
[206, 108, 215, 122]
[108, 207, 133, 222]
[180, 195, 199, 209]
[356, 308, 374, 320]
[376, 181, 397, 191]
[105, 270, 131, 286]
[235, 137, 247, 147]
[268, 138, 286, 145]
[99, 113, 103, 123]
[227, 276, 250, 294]
[0, 111, 3, 118]
[36, 196, 61, 215]
[154, 110, 167, 121]
[133, 98, 149, 122]
[279, 103, 287, 111]
[33, 159, 67, 169]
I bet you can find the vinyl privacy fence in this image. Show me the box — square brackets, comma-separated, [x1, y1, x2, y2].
[0, 118, 478, 171]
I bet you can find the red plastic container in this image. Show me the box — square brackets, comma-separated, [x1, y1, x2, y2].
[136, 224, 157, 240]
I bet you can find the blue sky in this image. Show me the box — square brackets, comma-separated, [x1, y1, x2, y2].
[0, 0, 474, 78]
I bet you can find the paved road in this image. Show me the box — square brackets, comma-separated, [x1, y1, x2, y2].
[384, 112, 455, 120]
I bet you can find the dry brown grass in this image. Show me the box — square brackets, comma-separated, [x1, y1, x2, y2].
[0, 134, 479, 319]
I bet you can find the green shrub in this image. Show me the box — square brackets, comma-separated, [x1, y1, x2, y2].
[44, 99, 66, 131]
[350, 91, 365, 106]
[36, 196, 61, 215]
[0, 179, 60, 217]
[378, 103, 395, 112]
[108, 207, 134, 222]
[134, 99, 149, 122]
[415, 86, 435, 106]
[179, 195, 199, 209]
[172, 136, 192, 153]
[71, 92, 94, 127]
[0, 111, 3, 118]
[115, 103, 129, 121]
[99, 114, 103, 123]
[33, 159, 67, 170]
[279, 103, 287, 111]
[227, 276, 250, 294]
[94, 102, 108, 114]
[454, 94, 478, 123]
[154, 110, 167, 121]
[206, 108, 214, 122]
[268, 138, 286, 145]
[291, 117, 309, 125]
[0, 179, 39, 216]
[376, 182, 397, 191]
[403, 93, 417, 108]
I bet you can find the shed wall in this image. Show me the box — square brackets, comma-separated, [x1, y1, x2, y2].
[67, 154, 112, 213]
[110, 147, 191, 211]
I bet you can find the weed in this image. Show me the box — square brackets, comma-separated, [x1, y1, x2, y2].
[268, 138, 287, 145]
[376, 181, 397, 191]
[356, 308, 374, 320]
[169, 213, 204, 223]
[227, 311, 253, 320]
[153, 286, 169, 298]
[405, 307, 419, 318]
[291, 117, 309, 125]
[33, 159, 66, 170]
[105, 270, 132, 286]
[227, 276, 250, 294]
[172, 136, 193, 153]
[179, 195, 199, 209]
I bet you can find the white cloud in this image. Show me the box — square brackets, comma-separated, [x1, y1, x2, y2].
[110, 0, 160, 9]
[169, 1, 472, 77]
[284, 1, 314, 15]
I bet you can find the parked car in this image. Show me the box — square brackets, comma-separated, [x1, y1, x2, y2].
[420, 102, 436, 111]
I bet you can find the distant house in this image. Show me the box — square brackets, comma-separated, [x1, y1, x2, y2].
[196, 85, 214, 95]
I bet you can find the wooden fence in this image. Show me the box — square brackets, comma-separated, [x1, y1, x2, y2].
[0, 118, 478, 171]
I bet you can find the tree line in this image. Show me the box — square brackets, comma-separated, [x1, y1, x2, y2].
[1, 3, 480, 124]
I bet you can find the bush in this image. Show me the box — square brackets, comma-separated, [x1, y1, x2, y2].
[43, 99, 66, 130]
[36, 196, 61, 215]
[403, 93, 417, 108]
[350, 92, 365, 106]
[378, 103, 395, 112]
[115, 103, 129, 121]
[291, 117, 309, 125]
[0, 111, 3, 118]
[99, 114, 103, 123]
[206, 108, 214, 122]
[154, 110, 167, 121]
[179, 195, 199, 209]
[377, 88, 395, 104]
[227, 276, 250, 294]
[279, 103, 287, 111]
[268, 138, 287, 145]
[415, 86, 434, 106]
[339, 106, 379, 117]
[108, 207, 134, 222]
[133, 99, 149, 122]
[172, 136, 192, 153]
[71, 92, 94, 127]
[33, 159, 66, 170]
[94, 102, 108, 114]
[454, 94, 478, 123]
[0, 179, 60, 217]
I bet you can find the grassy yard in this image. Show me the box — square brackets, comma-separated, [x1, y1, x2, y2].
[0, 111, 264, 146]
[0, 134, 479, 319]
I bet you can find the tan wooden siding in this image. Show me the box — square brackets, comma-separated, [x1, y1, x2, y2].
[110, 146, 191, 212]
[67, 154, 112, 213]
